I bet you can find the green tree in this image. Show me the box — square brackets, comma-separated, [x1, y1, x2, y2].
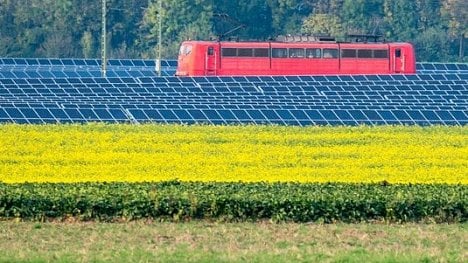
[301, 13, 343, 37]
[414, 26, 454, 61]
[38, 0, 75, 57]
[442, 0, 468, 60]
[0, 0, 18, 56]
[10, 0, 49, 57]
[415, 0, 442, 30]
[106, 0, 149, 58]
[311, 0, 344, 15]
[266, 0, 308, 35]
[342, 0, 384, 35]
[383, 0, 418, 40]
[81, 31, 95, 58]
[0, 0, 465, 61]
[141, 0, 213, 58]
[213, 0, 274, 40]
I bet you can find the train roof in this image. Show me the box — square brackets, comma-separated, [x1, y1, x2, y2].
[181, 34, 412, 45]
[181, 40, 413, 47]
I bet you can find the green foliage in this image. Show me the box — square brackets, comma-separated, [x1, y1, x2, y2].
[384, 0, 419, 40]
[81, 31, 95, 58]
[414, 26, 455, 62]
[441, 0, 468, 38]
[0, 0, 466, 61]
[342, 0, 384, 34]
[0, 182, 466, 223]
[301, 14, 343, 37]
[141, 0, 213, 58]
[213, 0, 274, 40]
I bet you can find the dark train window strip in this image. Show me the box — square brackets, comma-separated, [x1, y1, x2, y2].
[254, 48, 269, 57]
[306, 48, 322, 58]
[272, 48, 288, 58]
[323, 49, 339, 58]
[358, 49, 373, 58]
[222, 48, 237, 57]
[342, 49, 389, 59]
[341, 49, 357, 58]
[289, 48, 305, 58]
[374, 50, 389, 58]
[238, 48, 253, 57]
[222, 47, 387, 59]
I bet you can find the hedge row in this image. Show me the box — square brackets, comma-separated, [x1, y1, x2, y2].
[0, 181, 466, 223]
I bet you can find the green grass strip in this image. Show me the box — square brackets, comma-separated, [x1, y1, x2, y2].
[0, 181, 466, 223]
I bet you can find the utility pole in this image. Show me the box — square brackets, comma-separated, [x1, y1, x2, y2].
[460, 36, 465, 60]
[101, 0, 107, 77]
[156, 0, 162, 76]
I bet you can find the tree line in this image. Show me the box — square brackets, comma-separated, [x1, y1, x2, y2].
[0, 0, 466, 62]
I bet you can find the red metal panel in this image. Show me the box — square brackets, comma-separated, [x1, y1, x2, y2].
[176, 40, 417, 76]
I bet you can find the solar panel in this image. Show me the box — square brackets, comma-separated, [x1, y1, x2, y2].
[0, 59, 177, 78]
[1, 59, 467, 125]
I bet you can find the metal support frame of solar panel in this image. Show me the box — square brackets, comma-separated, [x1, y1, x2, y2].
[1, 71, 467, 126]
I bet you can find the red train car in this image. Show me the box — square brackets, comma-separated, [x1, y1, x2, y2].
[176, 37, 416, 76]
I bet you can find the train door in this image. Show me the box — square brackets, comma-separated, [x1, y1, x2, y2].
[391, 47, 404, 73]
[205, 46, 217, 75]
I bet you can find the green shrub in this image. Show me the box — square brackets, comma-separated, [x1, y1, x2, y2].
[0, 182, 466, 223]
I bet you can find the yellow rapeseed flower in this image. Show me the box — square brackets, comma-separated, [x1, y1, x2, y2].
[0, 124, 466, 184]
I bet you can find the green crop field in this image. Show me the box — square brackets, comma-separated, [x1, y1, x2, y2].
[0, 123, 467, 262]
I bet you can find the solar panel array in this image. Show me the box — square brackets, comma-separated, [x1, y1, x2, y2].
[0, 58, 177, 78]
[0, 58, 467, 126]
[2, 58, 466, 78]
[417, 63, 468, 73]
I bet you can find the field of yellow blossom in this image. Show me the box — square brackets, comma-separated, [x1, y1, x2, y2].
[0, 124, 466, 184]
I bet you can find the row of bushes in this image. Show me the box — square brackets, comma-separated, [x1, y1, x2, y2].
[0, 181, 466, 223]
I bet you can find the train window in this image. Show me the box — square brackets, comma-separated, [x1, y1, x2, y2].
[222, 48, 237, 57]
[395, 49, 401, 58]
[289, 48, 305, 58]
[254, 48, 269, 57]
[374, 50, 389, 58]
[358, 49, 373, 58]
[238, 48, 253, 57]
[179, 45, 192, 56]
[306, 48, 321, 58]
[207, 47, 214, 56]
[323, 49, 338, 58]
[272, 48, 288, 58]
[341, 49, 357, 58]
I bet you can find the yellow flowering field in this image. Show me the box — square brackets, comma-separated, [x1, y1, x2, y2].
[0, 124, 466, 184]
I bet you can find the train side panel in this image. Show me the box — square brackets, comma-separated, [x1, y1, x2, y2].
[339, 43, 391, 74]
[270, 42, 340, 75]
[176, 41, 417, 76]
[389, 43, 416, 74]
[218, 42, 270, 75]
[176, 41, 210, 76]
